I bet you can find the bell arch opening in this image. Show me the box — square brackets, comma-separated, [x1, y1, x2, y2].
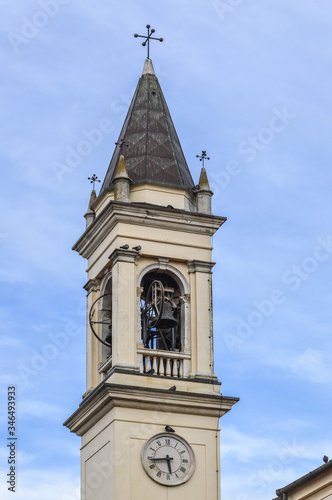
[140, 271, 183, 352]
[98, 276, 112, 363]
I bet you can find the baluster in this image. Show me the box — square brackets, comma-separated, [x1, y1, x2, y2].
[150, 356, 155, 373]
[165, 358, 172, 377]
[178, 358, 183, 378]
[174, 359, 178, 378]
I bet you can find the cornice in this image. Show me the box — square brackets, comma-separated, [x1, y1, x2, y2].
[72, 201, 226, 259]
[109, 248, 140, 266]
[64, 382, 239, 436]
[83, 277, 102, 293]
[188, 260, 216, 274]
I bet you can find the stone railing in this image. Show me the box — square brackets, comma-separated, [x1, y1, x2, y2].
[98, 356, 112, 379]
[137, 347, 191, 378]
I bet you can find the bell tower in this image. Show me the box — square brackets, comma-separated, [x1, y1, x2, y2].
[64, 56, 238, 500]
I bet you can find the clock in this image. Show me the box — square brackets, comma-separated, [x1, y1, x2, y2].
[141, 432, 195, 486]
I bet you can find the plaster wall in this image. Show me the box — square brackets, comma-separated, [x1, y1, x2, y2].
[86, 221, 213, 279]
[80, 406, 220, 500]
[93, 183, 196, 218]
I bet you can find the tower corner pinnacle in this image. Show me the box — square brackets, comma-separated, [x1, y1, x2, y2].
[198, 166, 211, 192]
[112, 155, 132, 202]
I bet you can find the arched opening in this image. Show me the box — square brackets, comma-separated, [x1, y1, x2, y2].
[140, 271, 182, 352]
[99, 277, 112, 362]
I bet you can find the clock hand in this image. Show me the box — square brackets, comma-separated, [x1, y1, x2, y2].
[166, 454, 172, 474]
[147, 456, 174, 462]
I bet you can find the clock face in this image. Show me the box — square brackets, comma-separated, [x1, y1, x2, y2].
[141, 433, 195, 486]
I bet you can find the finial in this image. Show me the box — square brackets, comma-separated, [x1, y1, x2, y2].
[196, 151, 210, 168]
[134, 24, 163, 59]
[88, 174, 101, 190]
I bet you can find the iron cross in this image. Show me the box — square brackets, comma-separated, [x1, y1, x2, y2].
[115, 138, 129, 153]
[134, 24, 163, 59]
[196, 151, 210, 168]
[88, 174, 101, 190]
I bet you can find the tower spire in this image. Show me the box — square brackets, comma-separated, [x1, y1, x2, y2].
[99, 58, 194, 194]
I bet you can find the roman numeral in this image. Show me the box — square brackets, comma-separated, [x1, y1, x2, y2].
[156, 440, 162, 447]
[149, 464, 156, 469]
[180, 467, 186, 473]
[156, 471, 162, 477]
[180, 450, 185, 454]
[183, 459, 188, 463]
[166, 474, 170, 480]
[165, 439, 170, 445]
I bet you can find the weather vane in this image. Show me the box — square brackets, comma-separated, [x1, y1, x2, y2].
[134, 24, 163, 59]
[196, 151, 210, 168]
[115, 138, 129, 153]
[88, 174, 101, 190]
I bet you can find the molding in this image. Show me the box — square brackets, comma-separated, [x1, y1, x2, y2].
[137, 262, 190, 295]
[137, 347, 191, 360]
[100, 268, 113, 296]
[83, 277, 101, 294]
[98, 356, 113, 374]
[179, 293, 190, 304]
[157, 257, 169, 271]
[187, 260, 216, 274]
[109, 248, 140, 266]
[72, 201, 226, 259]
[189, 371, 219, 383]
[64, 382, 239, 436]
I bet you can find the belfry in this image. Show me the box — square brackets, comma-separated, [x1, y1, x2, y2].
[64, 37, 238, 499]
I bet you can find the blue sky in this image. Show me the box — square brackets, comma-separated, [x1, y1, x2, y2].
[1, 1, 332, 499]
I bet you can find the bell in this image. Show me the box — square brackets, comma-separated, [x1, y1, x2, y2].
[105, 327, 112, 347]
[156, 301, 178, 330]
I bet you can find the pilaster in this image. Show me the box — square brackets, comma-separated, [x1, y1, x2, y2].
[84, 278, 102, 390]
[188, 260, 216, 380]
[109, 249, 140, 373]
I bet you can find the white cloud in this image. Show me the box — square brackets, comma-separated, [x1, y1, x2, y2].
[267, 348, 332, 384]
[221, 425, 305, 463]
[0, 468, 80, 500]
[19, 400, 67, 421]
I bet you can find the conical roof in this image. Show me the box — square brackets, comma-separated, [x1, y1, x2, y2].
[100, 59, 194, 194]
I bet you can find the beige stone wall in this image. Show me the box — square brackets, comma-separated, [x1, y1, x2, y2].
[77, 185, 224, 390]
[92, 183, 197, 218]
[80, 406, 220, 500]
[65, 181, 238, 500]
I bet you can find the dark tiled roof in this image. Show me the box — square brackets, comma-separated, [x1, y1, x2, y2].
[99, 59, 194, 194]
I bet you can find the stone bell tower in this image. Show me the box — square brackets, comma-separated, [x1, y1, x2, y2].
[64, 56, 238, 500]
